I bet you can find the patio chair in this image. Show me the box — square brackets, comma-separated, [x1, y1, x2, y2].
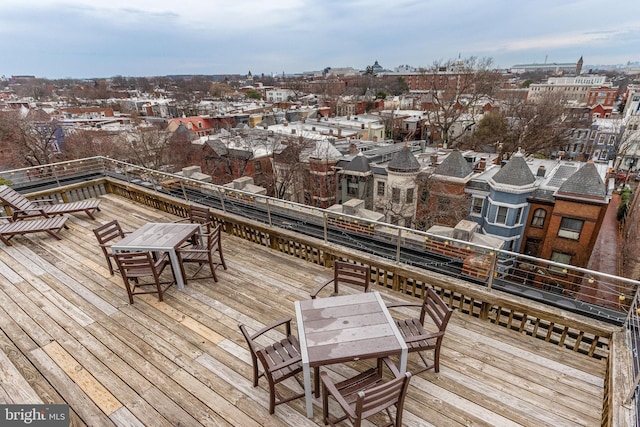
[0, 216, 68, 246]
[320, 357, 412, 427]
[386, 287, 453, 374]
[174, 204, 215, 233]
[310, 261, 371, 299]
[0, 185, 101, 221]
[92, 219, 129, 275]
[113, 251, 174, 304]
[238, 318, 305, 414]
[176, 224, 227, 284]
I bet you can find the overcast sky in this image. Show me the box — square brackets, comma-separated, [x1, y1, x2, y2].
[2, 0, 639, 79]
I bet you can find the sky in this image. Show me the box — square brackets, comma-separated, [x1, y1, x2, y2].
[1, 0, 640, 79]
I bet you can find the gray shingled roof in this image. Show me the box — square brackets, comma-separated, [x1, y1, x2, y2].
[344, 152, 371, 173]
[557, 162, 606, 198]
[492, 153, 535, 186]
[434, 149, 473, 178]
[388, 145, 420, 172]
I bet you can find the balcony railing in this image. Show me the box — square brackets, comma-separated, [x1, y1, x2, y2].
[1, 156, 637, 425]
[2, 156, 635, 325]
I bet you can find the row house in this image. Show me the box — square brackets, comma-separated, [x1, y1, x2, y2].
[521, 161, 609, 293]
[527, 75, 614, 106]
[194, 135, 273, 190]
[622, 85, 640, 119]
[265, 88, 295, 103]
[334, 146, 610, 271]
[466, 153, 609, 277]
[587, 86, 618, 118]
[167, 117, 216, 138]
[619, 83, 640, 170]
[272, 138, 342, 205]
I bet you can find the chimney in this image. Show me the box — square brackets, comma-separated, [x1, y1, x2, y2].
[478, 158, 487, 171]
[430, 154, 438, 165]
[537, 165, 547, 177]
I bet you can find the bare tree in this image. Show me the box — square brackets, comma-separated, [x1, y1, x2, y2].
[121, 125, 175, 171]
[419, 56, 502, 148]
[413, 172, 470, 230]
[271, 134, 320, 202]
[0, 109, 63, 167]
[471, 91, 583, 156]
[61, 129, 127, 160]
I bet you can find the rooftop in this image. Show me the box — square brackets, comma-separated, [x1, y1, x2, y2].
[0, 193, 608, 426]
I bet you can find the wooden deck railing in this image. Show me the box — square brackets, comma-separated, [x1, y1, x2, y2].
[15, 177, 634, 426]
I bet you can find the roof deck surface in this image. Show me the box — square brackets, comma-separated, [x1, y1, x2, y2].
[0, 194, 606, 426]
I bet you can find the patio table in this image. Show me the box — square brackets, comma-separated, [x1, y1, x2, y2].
[295, 291, 407, 418]
[111, 222, 200, 290]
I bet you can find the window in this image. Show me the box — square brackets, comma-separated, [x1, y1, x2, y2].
[495, 206, 508, 224]
[471, 197, 484, 214]
[437, 196, 450, 211]
[515, 207, 524, 224]
[550, 251, 572, 273]
[392, 188, 400, 203]
[406, 188, 414, 204]
[531, 208, 546, 227]
[558, 217, 584, 240]
[347, 176, 358, 196]
[255, 161, 262, 173]
[377, 181, 385, 196]
[420, 187, 429, 203]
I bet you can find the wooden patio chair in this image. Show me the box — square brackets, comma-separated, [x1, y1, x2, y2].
[92, 219, 130, 275]
[0, 185, 101, 221]
[310, 261, 371, 299]
[113, 251, 174, 304]
[176, 224, 227, 284]
[238, 318, 306, 414]
[320, 357, 412, 427]
[0, 216, 68, 246]
[386, 287, 453, 374]
[174, 204, 215, 233]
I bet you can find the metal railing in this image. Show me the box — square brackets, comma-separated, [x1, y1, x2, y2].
[3, 156, 638, 425]
[1, 156, 638, 325]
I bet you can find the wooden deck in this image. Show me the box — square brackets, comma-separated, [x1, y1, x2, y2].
[0, 194, 606, 426]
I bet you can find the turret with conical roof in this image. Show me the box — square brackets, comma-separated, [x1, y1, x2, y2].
[491, 150, 535, 188]
[388, 145, 420, 173]
[344, 151, 371, 174]
[557, 161, 607, 200]
[434, 149, 473, 179]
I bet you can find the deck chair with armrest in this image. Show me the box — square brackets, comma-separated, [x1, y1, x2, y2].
[238, 318, 306, 414]
[92, 219, 130, 275]
[320, 357, 412, 427]
[176, 223, 227, 284]
[0, 185, 101, 221]
[385, 287, 453, 374]
[0, 216, 68, 246]
[310, 261, 372, 299]
[173, 204, 215, 233]
[113, 251, 175, 304]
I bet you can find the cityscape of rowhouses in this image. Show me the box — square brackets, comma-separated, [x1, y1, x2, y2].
[1, 57, 640, 276]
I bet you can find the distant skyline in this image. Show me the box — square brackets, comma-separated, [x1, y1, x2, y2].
[1, 0, 639, 80]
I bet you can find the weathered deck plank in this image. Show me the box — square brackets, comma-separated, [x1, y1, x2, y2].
[0, 196, 607, 426]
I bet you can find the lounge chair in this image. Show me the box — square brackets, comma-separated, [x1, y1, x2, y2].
[0, 216, 68, 246]
[0, 185, 101, 221]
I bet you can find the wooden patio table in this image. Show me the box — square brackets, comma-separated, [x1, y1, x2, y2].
[295, 291, 408, 418]
[111, 222, 200, 290]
